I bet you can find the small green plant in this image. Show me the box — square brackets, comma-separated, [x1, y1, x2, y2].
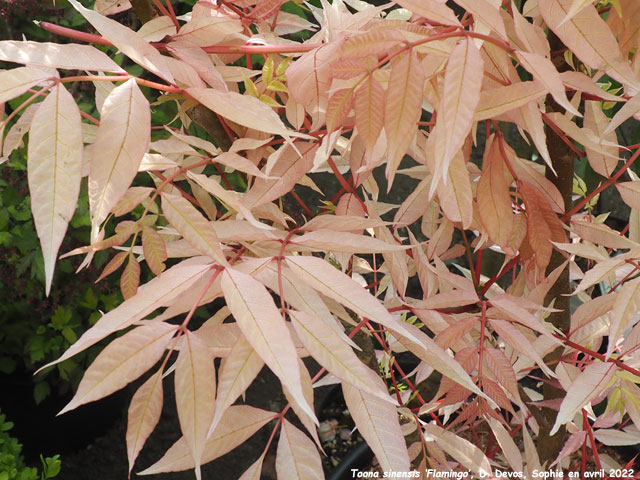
[0, 410, 60, 480]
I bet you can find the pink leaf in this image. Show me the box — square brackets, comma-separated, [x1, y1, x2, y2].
[550, 361, 617, 435]
[67, 0, 174, 83]
[0, 41, 125, 72]
[139, 406, 275, 474]
[422, 423, 492, 476]
[89, 79, 150, 241]
[384, 49, 425, 187]
[0, 67, 56, 108]
[289, 310, 390, 402]
[539, 0, 640, 92]
[36, 257, 213, 373]
[175, 331, 216, 480]
[60, 322, 176, 414]
[275, 419, 324, 480]
[161, 192, 229, 266]
[27, 84, 83, 295]
[343, 381, 410, 472]
[221, 268, 316, 422]
[395, 0, 462, 26]
[208, 334, 264, 436]
[126, 370, 164, 475]
[284, 255, 421, 344]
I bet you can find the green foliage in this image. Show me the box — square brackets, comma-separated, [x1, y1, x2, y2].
[0, 150, 120, 403]
[0, 411, 60, 480]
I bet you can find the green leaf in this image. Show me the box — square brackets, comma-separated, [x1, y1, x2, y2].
[33, 382, 51, 405]
[262, 55, 274, 85]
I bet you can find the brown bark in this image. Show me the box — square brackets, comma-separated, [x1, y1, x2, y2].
[537, 31, 574, 465]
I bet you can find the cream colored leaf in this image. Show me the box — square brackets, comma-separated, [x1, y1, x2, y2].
[237, 454, 265, 480]
[490, 294, 560, 342]
[617, 181, 640, 210]
[559, 71, 623, 102]
[89, 79, 150, 241]
[0, 66, 56, 105]
[244, 142, 317, 208]
[326, 88, 354, 134]
[372, 212, 409, 296]
[137, 16, 176, 42]
[593, 429, 640, 446]
[286, 41, 343, 117]
[213, 152, 270, 179]
[127, 370, 163, 475]
[434, 38, 484, 189]
[546, 112, 620, 161]
[393, 175, 430, 227]
[573, 253, 633, 294]
[187, 88, 309, 142]
[284, 255, 421, 345]
[293, 229, 407, 253]
[276, 419, 324, 480]
[67, 0, 174, 83]
[342, 29, 405, 59]
[607, 277, 640, 359]
[186, 171, 266, 230]
[138, 406, 275, 474]
[489, 319, 556, 378]
[343, 381, 410, 472]
[412, 290, 479, 311]
[36, 257, 213, 373]
[95, 0, 132, 15]
[512, 3, 550, 56]
[354, 76, 385, 153]
[60, 322, 176, 414]
[282, 358, 321, 448]
[208, 334, 264, 436]
[384, 49, 425, 187]
[516, 99, 552, 168]
[254, 263, 360, 352]
[604, 91, 640, 135]
[161, 192, 228, 266]
[515, 50, 581, 117]
[0, 41, 125, 72]
[539, 0, 639, 92]
[474, 81, 547, 121]
[301, 215, 387, 232]
[550, 361, 617, 435]
[395, 321, 487, 399]
[174, 16, 243, 46]
[167, 40, 227, 91]
[559, 0, 595, 25]
[423, 423, 492, 476]
[3, 102, 39, 158]
[221, 268, 316, 421]
[175, 330, 216, 480]
[584, 101, 619, 178]
[436, 149, 473, 228]
[453, 0, 507, 39]
[289, 310, 390, 402]
[572, 219, 638, 250]
[395, 0, 462, 26]
[27, 84, 83, 295]
[487, 418, 524, 473]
